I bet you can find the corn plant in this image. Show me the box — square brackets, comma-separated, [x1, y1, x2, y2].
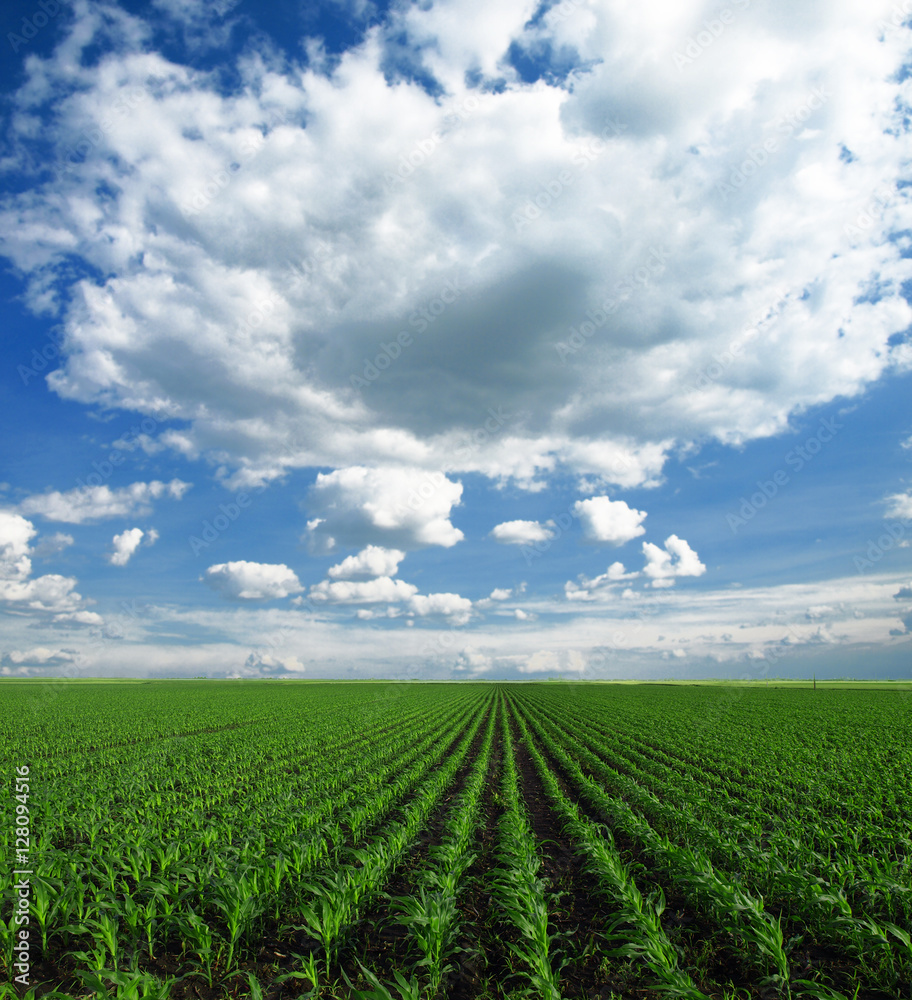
[267, 851, 287, 917]
[225, 970, 267, 1000]
[209, 869, 265, 971]
[344, 963, 423, 1000]
[0, 988, 72, 1000]
[296, 869, 361, 978]
[76, 969, 177, 1000]
[275, 950, 323, 995]
[391, 886, 459, 996]
[29, 876, 60, 954]
[177, 908, 217, 987]
[0, 914, 16, 975]
[84, 911, 123, 970]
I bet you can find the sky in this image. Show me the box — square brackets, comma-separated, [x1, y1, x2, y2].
[1, 0, 911, 680]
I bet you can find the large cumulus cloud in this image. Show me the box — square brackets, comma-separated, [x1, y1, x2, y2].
[0, 0, 909, 500]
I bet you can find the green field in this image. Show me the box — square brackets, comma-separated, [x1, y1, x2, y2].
[1, 682, 910, 1000]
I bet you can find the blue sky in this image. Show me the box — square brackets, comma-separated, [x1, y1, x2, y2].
[1, 0, 911, 679]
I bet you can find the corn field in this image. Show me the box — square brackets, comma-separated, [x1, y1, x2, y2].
[1, 680, 910, 1000]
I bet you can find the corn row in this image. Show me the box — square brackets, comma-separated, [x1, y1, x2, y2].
[295, 692, 494, 980]
[390, 694, 499, 996]
[515, 698, 791, 984]
[521, 693, 912, 986]
[492, 695, 564, 1000]
[506, 696, 712, 1000]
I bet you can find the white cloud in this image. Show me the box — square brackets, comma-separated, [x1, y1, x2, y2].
[0, 511, 90, 620]
[0, 573, 88, 617]
[2, 2, 909, 500]
[642, 535, 706, 587]
[244, 650, 307, 675]
[355, 606, 403, 620]
[54, 610, 104, 625]
[518, 649, 587, 674]
[475, 584, 521, 608]
[310, 576, 471, 621]
[490, 520, 555, 545]
[20, 480, 190, 524]
[0, 569, 906, 679]
[310, 576, 418, 604]
[203, 561, 303, 600]
[0, 512, 35, 583]
[408, 592, 473, 623]
[565, 560, 639, 601]
[327, 545, 406, 580]
[453, 646, 492, 674]
[306, 468, 463, 552]
[885, 491, 912, 520]
[108, 527, 157, 566]
[3, 647, 78, 666]
[573, 496, 647, 546]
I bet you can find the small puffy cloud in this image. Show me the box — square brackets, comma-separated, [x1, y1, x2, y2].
[805, 605, 835, 620]
[0, 573, 87, 616]
[355, 606, 403, 620]
[408, 592, 473, 623]
[244, 651, 307, 674]
[327, 545, 406, 580]
[2, 647, 78, 667]
[306, 468, 463, 553]
[0, 511, 90, 619]
[490, 520, 555, 545]
[54, 610, 103, 625]
[893, 584, 912, 600]
[0, 512, 35, 582]
[20, 480, 190, 524]
[203, 561, 303, 600]
[573, 497, 647, 546]
[642, 535, 706, 588]
[565, 561, 638, 601]
[310, 576, 418, 604]
[518, 649, 587, 674]
[884, 491, 912, 520]
[108, 527, 158, 566]
[453, 647, 492, 675]
[901, 436, 912, 450]
[474, 585, 520, 609]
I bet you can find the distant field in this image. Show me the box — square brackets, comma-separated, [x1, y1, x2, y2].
[1, 682, 910, 999]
